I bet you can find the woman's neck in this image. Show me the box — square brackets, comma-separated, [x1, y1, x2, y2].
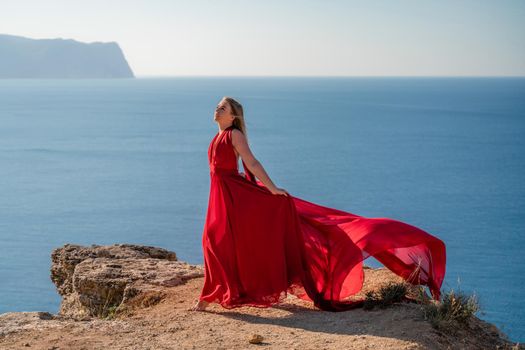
[218, 124, 233, 133]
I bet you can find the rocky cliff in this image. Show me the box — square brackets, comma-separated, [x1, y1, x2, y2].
[0, 34, 134, 78]
[0, 244, 521, 350]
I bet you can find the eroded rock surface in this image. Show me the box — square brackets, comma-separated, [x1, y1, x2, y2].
[50, 244, 203, 318]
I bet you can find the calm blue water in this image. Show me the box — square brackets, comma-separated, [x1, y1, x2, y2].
[0, 77, 523, 342]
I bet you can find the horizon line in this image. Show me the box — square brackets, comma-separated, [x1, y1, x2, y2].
[134, 74, 525, 78]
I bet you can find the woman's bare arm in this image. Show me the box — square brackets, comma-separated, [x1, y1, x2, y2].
[231, 129, 288, 195]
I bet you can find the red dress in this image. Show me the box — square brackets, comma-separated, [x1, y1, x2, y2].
[199, 125, 446, 311]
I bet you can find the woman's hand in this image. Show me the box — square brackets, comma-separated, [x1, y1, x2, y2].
[269, 187, 290, 196]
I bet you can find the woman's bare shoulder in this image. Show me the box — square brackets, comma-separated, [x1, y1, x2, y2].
[231, 128, 247, 143]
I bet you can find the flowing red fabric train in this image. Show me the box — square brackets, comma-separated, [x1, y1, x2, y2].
[199, 125, 446, 311]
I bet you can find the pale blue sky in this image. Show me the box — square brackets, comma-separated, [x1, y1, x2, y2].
[1, 0, 524, 76]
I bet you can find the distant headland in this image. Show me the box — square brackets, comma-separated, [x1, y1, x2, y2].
[0, 34, 134, 78]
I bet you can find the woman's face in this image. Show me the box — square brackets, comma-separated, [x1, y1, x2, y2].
[214, 100, 235, 123]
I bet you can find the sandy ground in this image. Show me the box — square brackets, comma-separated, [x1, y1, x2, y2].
[0, 269, 518, 350]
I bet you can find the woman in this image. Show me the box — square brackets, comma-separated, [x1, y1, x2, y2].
[191, 96, 446, 312]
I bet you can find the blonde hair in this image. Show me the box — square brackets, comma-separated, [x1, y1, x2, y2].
[222, 96, 256, 182]
[222, 96, 248, 142]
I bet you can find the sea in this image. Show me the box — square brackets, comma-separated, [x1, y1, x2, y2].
[0, 77, 523, 342]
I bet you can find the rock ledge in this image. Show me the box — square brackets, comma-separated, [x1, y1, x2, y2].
[50, 243, 203, 319]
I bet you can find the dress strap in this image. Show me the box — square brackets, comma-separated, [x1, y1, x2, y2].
[242, 159, 257, 183]
[228, 127, 257, 183]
